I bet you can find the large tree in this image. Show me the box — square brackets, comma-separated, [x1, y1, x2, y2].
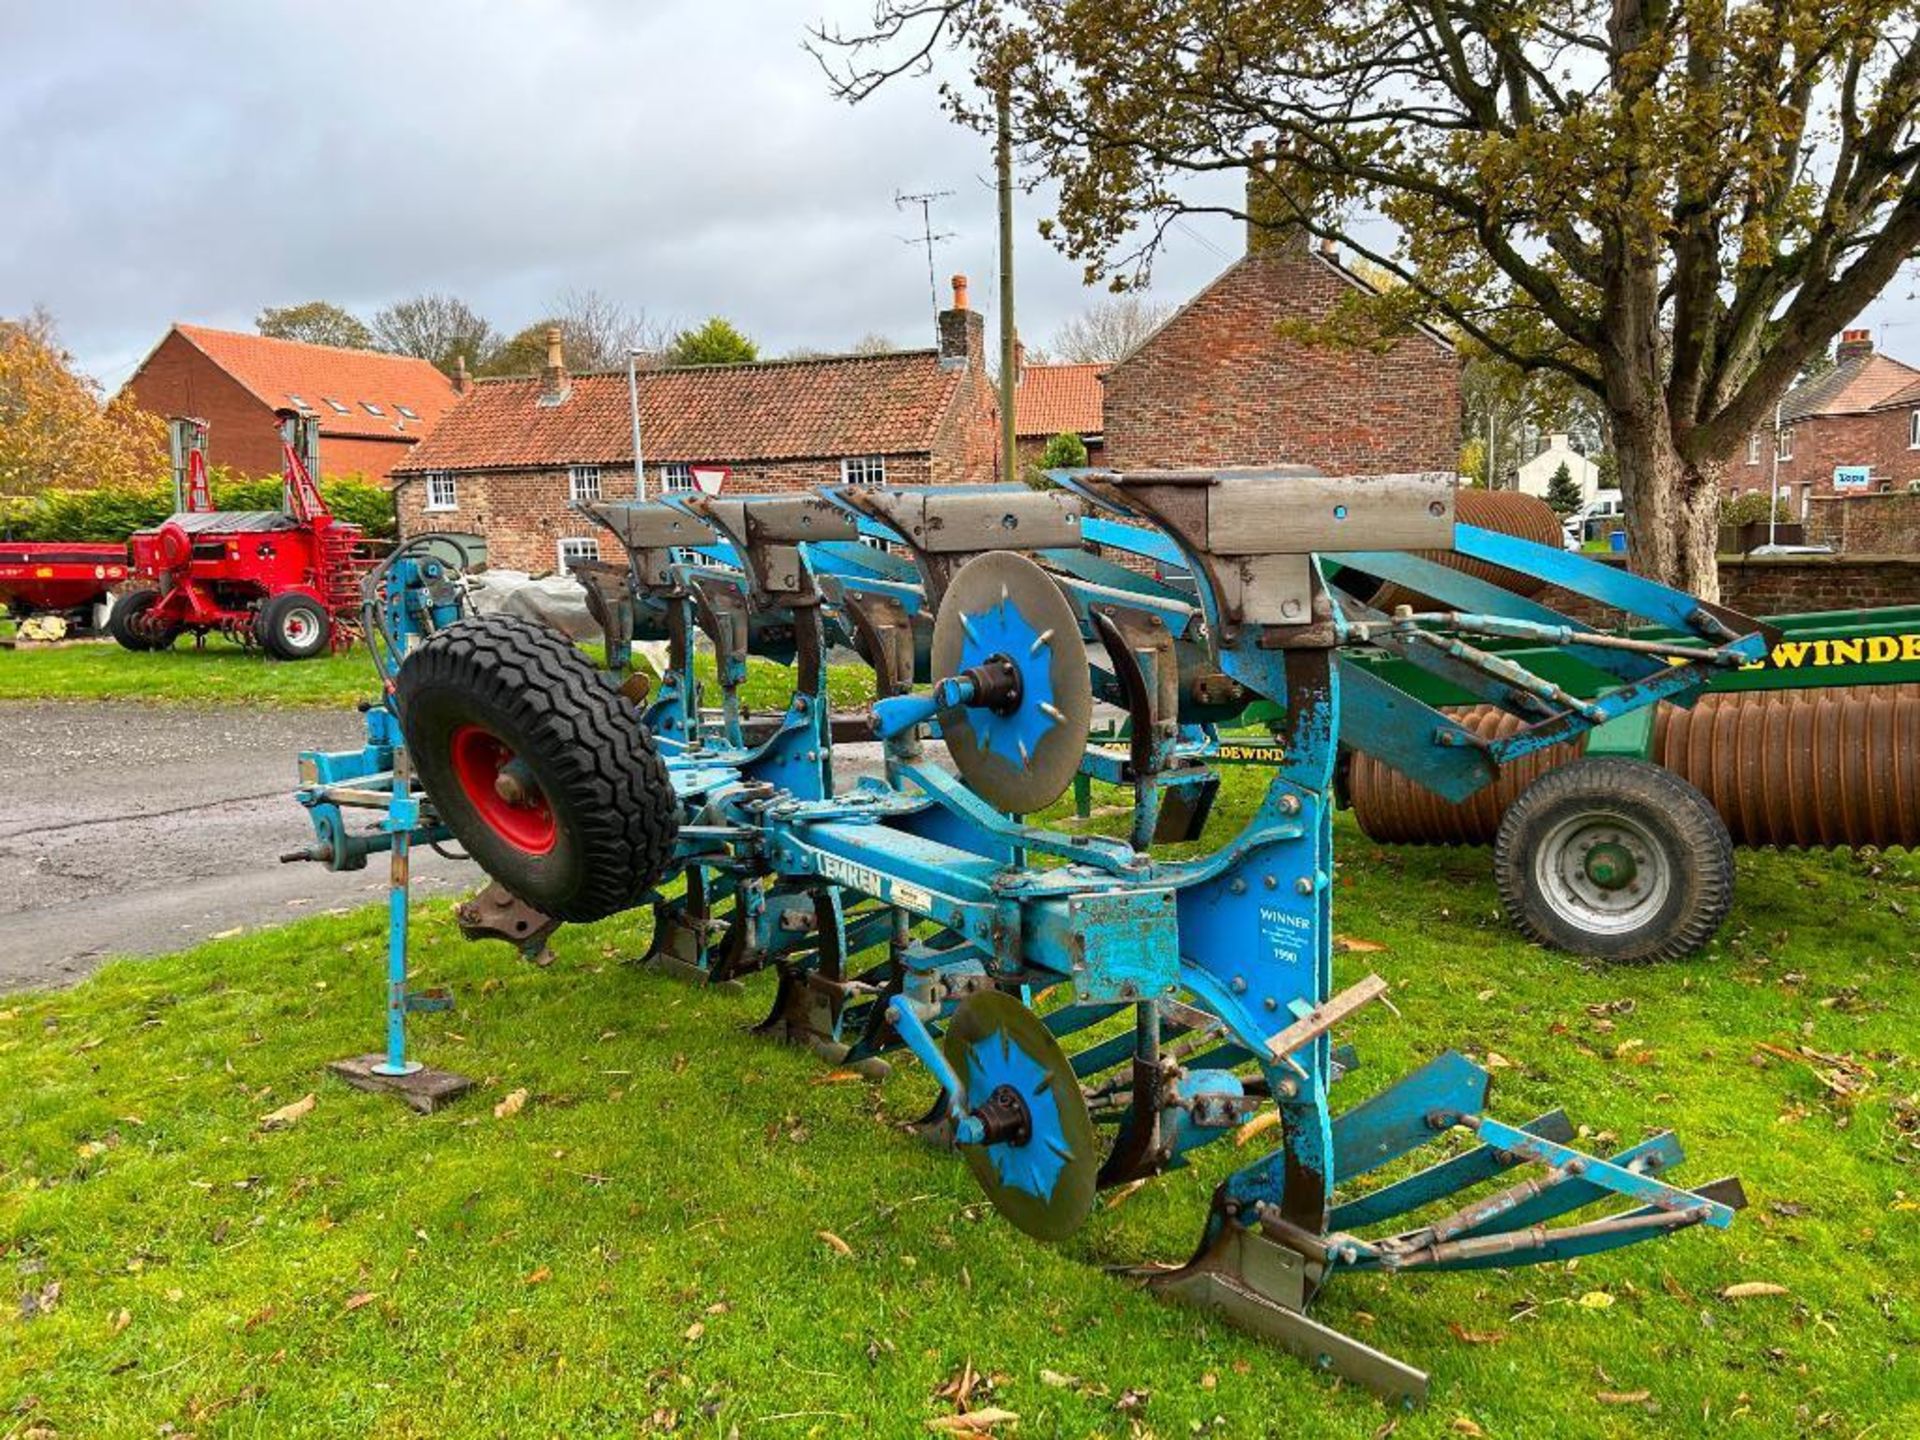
[256, 301, 374, 350]
[479, 290, 668, 376]
[817, 1, 1920, 599]
[1, 310, 165, 497]
[665, 317, 759, 367]
[1047, 295, 1173, 365]
[372, 293, 497, 376]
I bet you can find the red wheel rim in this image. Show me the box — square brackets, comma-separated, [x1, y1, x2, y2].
[449, 724, 557, 854]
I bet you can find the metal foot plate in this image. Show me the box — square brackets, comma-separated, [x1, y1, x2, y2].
[328, 1055, 476, 1114]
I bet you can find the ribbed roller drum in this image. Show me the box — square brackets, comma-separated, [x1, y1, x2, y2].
[1350, 685, 1920, 853]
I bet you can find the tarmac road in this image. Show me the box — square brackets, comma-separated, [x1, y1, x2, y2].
[0, 703, 480, 992]
[0, 701, 919, 993]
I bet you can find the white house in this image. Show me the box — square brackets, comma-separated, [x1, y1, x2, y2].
[1514, 432, 1603, 503]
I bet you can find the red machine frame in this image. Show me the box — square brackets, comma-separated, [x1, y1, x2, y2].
[112, 413, 369, 660]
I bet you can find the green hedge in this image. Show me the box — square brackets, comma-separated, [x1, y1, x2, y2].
[0, 475, 396, 543]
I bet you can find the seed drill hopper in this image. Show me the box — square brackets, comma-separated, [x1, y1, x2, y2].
[291, 470, 1775, 1403]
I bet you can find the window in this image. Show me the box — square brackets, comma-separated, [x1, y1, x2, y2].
[660, 463, 695, 494]
[860, 534, 893, 554]
[841, 455, 887, 486]
[424, 473, 457, 511]
[568, 465, 603, 502]
[1746, 432, 1761, 465]
[1909, 410, 1920, 449]
[1776, 425, 1793, 460]
[361, 401, 385, 417]
[324, 398, 350, 414]
[395, 404, 420, 421]
[557, 537, 600, 575]
[288, 394, 312, 413]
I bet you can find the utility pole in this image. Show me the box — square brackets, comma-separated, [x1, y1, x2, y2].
[627, 349, 647, 500]
[1767, 399, 1783, 548]
[894, 188, 956, 331]
[996, 87, 1017, 488]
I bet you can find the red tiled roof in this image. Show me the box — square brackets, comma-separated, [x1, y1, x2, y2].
[395, 351, 965, 474]
[170, 324, 460, 441]
[1014, 363, 1104, 438]
[1782, 351, 1920, 422]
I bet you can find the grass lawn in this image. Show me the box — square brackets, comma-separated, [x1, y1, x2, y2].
[1, 773, 1916, 1437]
[0, 636, 873, 714]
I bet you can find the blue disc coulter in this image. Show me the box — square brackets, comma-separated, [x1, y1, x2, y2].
[289, 470, 1777, 1403]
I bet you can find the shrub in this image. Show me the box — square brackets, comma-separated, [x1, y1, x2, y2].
[0, 472, 396, 543]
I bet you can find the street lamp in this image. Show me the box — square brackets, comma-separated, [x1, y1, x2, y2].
[627, 347, 647, 500]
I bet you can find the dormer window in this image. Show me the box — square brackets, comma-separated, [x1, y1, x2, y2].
[324, 398, 350, 413]
[361, 401, 385, 417]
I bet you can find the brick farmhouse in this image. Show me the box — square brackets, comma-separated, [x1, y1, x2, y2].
[392, 279, 997, 573]
[1099, 180, 1461, 473]
[1727, 329, 1920, 519]
[121, 324, 459, 482]
[1013, 359, 1105, 467]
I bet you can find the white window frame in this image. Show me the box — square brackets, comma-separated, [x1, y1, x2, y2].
[1746, 432, 1761, 465]
[1776, 425, 1794, 460]
[556, 536, 600, 575]
[424, 472, 458, 512]
[660, 462, 695, 494]
[568, 465, 603, 502]
[840, 455, 887, 486]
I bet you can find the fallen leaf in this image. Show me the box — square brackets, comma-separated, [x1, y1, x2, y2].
[926, 1411, 1019, 1434]
[810, 1069, 867, 1085]
[1719, 1282, 1790, 1300]
[1446, 1322, 1506, 1345]
[259, 1093, 316, 1130]
[342, 1291, 377, 1313]
[1450, 1420, 1485, 1437]
[109, 1307, 131, 1335]
[1483, 1051, 1513, 1071]
[1334, 934, 1387, 953]
[1039, 1369, 1077, 1389]
[77, 1140, 108, 1159]
[74, 1036, 104, 1052]
[211, 927, 244, 939]
[818, 1230, 854, 1257]
[524, 1266, 552, 1286]
[1103, 1177, 1150, 1210]
[683, 1321, 705, 1342]
[1577, 1291, 1616, 1310]
[1598, 1390, 1651, 1405]
[493, 1088, 528, 1119]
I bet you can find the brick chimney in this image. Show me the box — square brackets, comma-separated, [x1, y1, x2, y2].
[452, 352, 471, 395]
[538, 325, 570, 407]
[1246, 140, 1311, 256]
[938, 274, 985, 371]
[1836, 328, 1874, 364]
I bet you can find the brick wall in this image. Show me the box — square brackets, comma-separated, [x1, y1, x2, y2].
[1102, 246, 1461, 473]
[126, 330, 422, 482]
[125, 331, 286, 478]
[1541, 554, 1920, 625]
[1805, 492, 1920, 554]
[1728, 407, 1920, 506]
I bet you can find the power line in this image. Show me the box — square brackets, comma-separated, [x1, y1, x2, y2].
[895, 188, 956, 329]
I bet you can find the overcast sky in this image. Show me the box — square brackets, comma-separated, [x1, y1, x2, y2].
[8, 2, 1920, 391]
[1, 0, 1252, 389]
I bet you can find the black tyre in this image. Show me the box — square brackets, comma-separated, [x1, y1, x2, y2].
[396, 614, 678, 923]
[108, 588, 175, 652]
[1494, 757, 1733, 963]
[257, 592, 332, 660]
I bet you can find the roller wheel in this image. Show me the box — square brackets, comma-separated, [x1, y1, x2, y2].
[1495, 757, 1732, 963]
[108, 588, 175, 652]
[257, 592, 332, 660]
[396, 614, 677, 923]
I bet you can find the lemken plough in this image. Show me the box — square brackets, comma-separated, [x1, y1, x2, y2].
[289, 469, 1773, 1404]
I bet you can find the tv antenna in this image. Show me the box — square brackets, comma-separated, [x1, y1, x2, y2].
[895, 188, 957, 327]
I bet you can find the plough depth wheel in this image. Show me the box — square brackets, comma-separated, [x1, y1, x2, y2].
[397, 614, 679, 922]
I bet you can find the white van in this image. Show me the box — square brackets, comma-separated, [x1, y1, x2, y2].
[1563, 489, 1624, 548]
